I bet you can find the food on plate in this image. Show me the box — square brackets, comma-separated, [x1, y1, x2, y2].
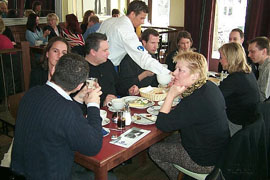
[129, 98, 149, 107]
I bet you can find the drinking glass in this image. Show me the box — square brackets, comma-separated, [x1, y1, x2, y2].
[86, 77, 98, 89]
[117, 111, 126, 130]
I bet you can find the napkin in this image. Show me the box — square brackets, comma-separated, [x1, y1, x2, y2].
[140, 86, 153, 93]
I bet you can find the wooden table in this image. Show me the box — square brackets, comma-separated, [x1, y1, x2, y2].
[74, 107, 169, 180]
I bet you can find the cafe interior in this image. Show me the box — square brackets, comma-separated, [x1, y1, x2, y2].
[0, 0, 270, 179]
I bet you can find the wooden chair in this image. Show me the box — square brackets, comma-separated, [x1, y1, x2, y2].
[0, 41, 30, 137]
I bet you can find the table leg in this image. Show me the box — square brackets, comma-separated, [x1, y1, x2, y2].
[95, 166, 108, 180]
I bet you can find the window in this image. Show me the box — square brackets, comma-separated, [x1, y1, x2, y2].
[212, 0, 247, 59]
[151, 0, 170, 27]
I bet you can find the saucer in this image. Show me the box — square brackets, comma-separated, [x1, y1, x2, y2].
[102, 118, 110, 126]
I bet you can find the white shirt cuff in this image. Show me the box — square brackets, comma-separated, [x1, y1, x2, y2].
[87, 102, 100, 109]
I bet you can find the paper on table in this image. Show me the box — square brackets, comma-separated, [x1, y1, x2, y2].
[109, 127, 151, 148]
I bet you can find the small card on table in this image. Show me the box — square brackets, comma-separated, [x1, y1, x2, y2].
[109, 127, 151, 148]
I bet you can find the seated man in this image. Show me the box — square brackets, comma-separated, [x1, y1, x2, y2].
[248, 36, 270, 102]
[11, 53, 103, 179]
[118, 28, 159, 96]
[83, 15, 101, 40]
[84, 32, 119, 106]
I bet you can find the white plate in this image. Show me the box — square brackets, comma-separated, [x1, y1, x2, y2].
[147, 106, 160, 116]
[121, 96, 139, 103]
[103, 127, 110, 137]
[158, 99, 180, 107]
[102, 118, 110, 126]
[132, 113, 157, 125]
[129, 98, 154, 109]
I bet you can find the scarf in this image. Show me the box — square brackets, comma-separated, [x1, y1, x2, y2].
[181, 78, 207, 98]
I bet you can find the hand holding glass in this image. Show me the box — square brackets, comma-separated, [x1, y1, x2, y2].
[86, 77, 98, 89]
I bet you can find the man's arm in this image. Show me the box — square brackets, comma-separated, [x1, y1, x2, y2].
[120, 29, 170, 75]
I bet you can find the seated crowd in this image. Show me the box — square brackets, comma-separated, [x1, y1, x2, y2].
[0, 0, 270, 179]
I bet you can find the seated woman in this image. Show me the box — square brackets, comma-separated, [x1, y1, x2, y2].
[80, 10, 95, 34]
[0, 17, 16, 45]
[219, 42, 260, 135]
[149, 52, 230, 180]
[62, 14, 85, 56]
[25, 13, 50, 46]
[166, 30, 195, 71]
[30, 36, 70, 87]
[43, 13, 62, 40]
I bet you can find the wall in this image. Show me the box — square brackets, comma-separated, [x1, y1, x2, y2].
[169, 0, 184, 27]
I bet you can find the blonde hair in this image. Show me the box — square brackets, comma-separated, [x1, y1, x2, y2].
[0, 17, 5, 34]
[219, 42, 251, 73]
[47, 13, 59, 25]
[24, 9, 35, 17]
[173, 52, 208, 81]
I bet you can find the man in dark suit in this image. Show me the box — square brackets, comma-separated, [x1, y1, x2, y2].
[11, 53, 103, 179]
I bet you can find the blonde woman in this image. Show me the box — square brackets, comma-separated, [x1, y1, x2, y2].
[149, 52, 230, 180]
[43, 13, 62, 40]
[219, 42, 260, 133]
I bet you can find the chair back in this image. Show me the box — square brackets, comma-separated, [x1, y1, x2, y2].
[215, 114, 268, 179]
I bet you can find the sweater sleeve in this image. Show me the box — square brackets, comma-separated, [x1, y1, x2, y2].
[156, 100, 198, 132]
[219, 75, 235, 99]
[64, 104, 103, 156]
[118, 55, 141, 95]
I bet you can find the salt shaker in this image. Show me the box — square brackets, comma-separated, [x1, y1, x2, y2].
[123, 103, 132, 126]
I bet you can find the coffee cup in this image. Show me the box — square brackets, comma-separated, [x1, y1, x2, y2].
[100, 109, 107, 120]
[35, 40, 43, 46]
[157, 73, 171, 85]
[107, 98, 125, 111]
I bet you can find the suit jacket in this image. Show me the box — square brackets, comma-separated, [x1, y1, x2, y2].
[216, 114, 268, 179]
[43, 25, 62, 40]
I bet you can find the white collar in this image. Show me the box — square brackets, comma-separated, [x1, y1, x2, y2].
[46, 81, 73, 101]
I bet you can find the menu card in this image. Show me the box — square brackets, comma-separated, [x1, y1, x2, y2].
[109, 127, 151, 148]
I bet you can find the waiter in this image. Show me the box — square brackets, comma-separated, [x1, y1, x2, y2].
[98, 0, 170, 75]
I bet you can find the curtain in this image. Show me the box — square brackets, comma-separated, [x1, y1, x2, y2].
[184, 0, 216, 63]
[245, 0, 270, 41]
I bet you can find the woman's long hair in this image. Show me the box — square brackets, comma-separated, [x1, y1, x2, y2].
[219, 42, 251, 74]
[26, 13, 40, 32]
[65, 14, 82, 34]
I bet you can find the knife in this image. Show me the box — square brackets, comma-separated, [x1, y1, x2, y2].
[134, 113, 156, 122]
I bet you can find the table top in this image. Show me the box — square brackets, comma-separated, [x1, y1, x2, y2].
[75, 106, 169, 171]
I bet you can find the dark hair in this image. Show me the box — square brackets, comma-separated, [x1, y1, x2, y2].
[82, 10, 95, 25]
[51, 53, 89, 91]
[26, 13, 40, 32]
[231, 28, 244, 39]
[32, 1, 42, 11]
[141, 28, 159, 42]
[7, 9, 18, 18]
[89, 15, 99, 24]
[112, 9, 120, 16]
[249, 36, 270, 55]
[127, 0, 148, 16]
[66, 14, 82, 34]
[177, 30, 193, 45]
[85, 33, 107, 54]
[42, 37, 71, 70]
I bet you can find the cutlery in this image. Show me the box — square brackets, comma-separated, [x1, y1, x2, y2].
[134, 113, 156, 122]
[109, 128, 123, 131]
